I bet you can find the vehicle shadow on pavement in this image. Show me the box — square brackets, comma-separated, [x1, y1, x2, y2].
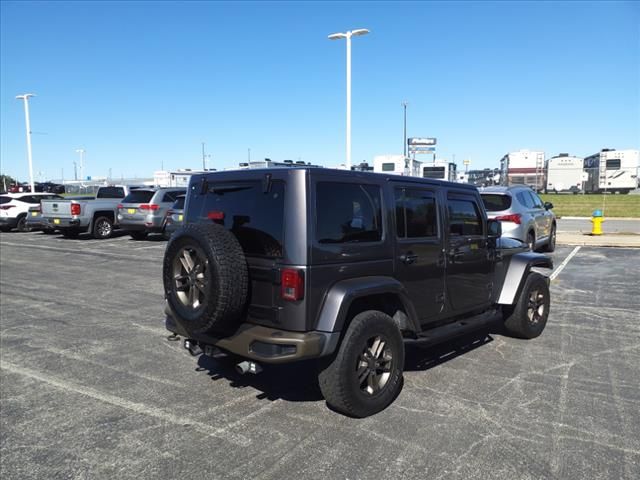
[404, 327, 496, 372]
[196, 354, 325, 402]
[53, 230, 130, 240]
[193, 322, 504, 405]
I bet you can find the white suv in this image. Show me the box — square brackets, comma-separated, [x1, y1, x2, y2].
[0, 193, 64, 232]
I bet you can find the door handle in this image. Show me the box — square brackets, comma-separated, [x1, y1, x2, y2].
[400, 253, 418, 265]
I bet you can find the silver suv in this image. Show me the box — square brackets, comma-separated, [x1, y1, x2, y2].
[480, 185, 556, 252]
[117, 188, 185, 240]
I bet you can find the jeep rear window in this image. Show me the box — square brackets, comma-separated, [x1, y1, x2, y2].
[316, 182, 382, 244]
[481, 194, 512, 212]
[122, 191, 155, 203]
[206, 180, 285, 257]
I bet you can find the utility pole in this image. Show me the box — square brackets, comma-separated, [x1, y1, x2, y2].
[402, 101, 408, 157]
[201, 142, 206, 171]
[73, 161, 78, 181]
[16, 93, 36, 193]
[248, 148, 251, 162]
[75, 149, 85, 184]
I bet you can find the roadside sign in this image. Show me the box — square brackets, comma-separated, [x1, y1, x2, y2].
[408, 137, 436, 146]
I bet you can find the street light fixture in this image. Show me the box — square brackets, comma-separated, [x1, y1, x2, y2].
[16, 93, 36, 193]
[328, 28, 369, 169]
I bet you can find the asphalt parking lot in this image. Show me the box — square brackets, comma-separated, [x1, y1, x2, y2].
[1, 231, 639, 480]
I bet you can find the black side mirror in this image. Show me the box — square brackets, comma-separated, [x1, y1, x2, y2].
[487, 219, 502, 239]
[544, 202, 553, 210]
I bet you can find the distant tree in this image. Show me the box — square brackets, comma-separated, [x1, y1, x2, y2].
[0, 174, 17, 192]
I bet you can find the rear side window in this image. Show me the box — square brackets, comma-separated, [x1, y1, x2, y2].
[98, 187, 126, 199]
[173, 196, 185, 209]
[448, 198, 483, 236]
[0, 196, 10, 205]
[123, 191, 155, 203]
[162, 191, 183, 203]
[206, 181, 285, 257]
[316, 182, 382, 244]
[481, 194, 512, 211]
[395, 188, 438, 238]
[516, 191, 535, 208]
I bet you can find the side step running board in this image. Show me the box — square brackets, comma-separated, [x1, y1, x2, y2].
[405, 309, 500, 346]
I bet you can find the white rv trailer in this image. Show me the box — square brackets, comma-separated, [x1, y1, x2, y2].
[545, 154, 584, 193]
[583, 149, 639, 194]
[500, 150, 545, 191]
[373, 155, 421, 176]
[421, 159, 457, 182]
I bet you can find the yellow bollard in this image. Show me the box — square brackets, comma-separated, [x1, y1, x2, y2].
[591, 209, 604, 235]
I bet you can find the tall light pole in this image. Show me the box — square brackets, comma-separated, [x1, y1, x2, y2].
[328, 28, 369, 170]
[16, 94, 36, 193]
[75, 149, 85, 183]
[402, 101, 409, 157]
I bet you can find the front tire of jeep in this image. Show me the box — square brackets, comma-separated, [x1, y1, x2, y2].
[318, 310, 404, 418]
[503, 272, 550, 339]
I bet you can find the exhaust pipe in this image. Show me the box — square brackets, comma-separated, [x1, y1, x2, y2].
[236, 360, 263, 375]
[183, 339, 202, 356]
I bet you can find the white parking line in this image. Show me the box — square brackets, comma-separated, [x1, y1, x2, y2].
[550, 246, 581, 281]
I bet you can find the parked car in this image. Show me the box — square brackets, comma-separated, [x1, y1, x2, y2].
[40, 185, 136, 239]
[480, 185, 556, 252]
[163, 167, 553, 417]
[162, 194, 185, 239]
[25, 197, 64, 233]
[117, 187, 186, 240]
[0, 193, 65, 232]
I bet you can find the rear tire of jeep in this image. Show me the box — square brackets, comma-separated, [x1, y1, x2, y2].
[163, 223, 248, 334]
[318, 311, 404, 418]
[129, 231, 148, 241]
[92, 216, 113, 239]
[503, 272, 550, 339]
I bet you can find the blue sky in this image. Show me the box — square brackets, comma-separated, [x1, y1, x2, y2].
[1, 0, 639, 181]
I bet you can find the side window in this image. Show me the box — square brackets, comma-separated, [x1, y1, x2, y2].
[382, 163, 395, 172]
[528, 191, 544, 209]
[395, 188, 438, 238]
[448, 197, 483, 236]
[162, 191, 177, 203]
[316, 182, 383, 244]
[516, 191, 534, 208]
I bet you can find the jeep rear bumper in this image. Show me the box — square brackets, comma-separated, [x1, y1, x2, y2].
[165, 313, 339, 364]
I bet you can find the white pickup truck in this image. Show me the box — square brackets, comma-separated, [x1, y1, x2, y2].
[41, 185, 137, 239]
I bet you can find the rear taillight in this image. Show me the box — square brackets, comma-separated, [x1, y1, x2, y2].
[70, 203, 81, 216]
[207, 211, 225, 221]
[117, 204, 123, 209]
[281, 269, 304, 301]
[0, 205, 15, 210]
[495, 213, 521, 224]
[139, 204, 160, 211]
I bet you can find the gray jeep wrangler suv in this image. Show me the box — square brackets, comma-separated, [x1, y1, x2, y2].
[163, 167, 552, 417]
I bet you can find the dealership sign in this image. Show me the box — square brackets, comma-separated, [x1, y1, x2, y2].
[408, 137, 437, 146]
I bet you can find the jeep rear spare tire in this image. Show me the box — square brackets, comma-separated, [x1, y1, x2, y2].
[163, 223, 248, 334]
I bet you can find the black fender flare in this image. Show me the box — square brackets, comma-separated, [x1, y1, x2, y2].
[315, 276, 420, 334]
[497, 252, 553, 305]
